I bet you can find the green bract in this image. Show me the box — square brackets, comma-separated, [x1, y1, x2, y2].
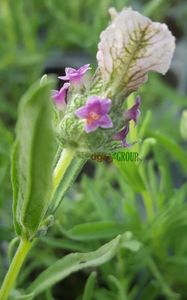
[11, 79, 56, 240]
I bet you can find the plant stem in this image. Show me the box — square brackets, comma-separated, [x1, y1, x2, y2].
[0, 147, 76, 300]
[0, 239, 32, 300]
[53, 147, 76, 193]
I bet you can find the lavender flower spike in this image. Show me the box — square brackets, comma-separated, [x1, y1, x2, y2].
[52, 82, 70, 109]
[124, 96, 141, 125]
[59, 64, 91, 83]
[75, 96, 113, 133]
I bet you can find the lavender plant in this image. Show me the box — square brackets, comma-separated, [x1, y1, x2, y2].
[0, 7, 175, 300]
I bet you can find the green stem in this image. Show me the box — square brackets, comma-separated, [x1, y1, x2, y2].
[0, 147, 76, 300]
[0, 239, 32, 300]
[53, 147, 76, 193]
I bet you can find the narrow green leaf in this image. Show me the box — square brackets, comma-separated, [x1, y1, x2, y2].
[180, 110, 187, 141]
[140, 138, 156, 159]
[11, 292, 34, 300]
[60, 222, 126, 241]
[40, 236, 91, 252]
[144, 0, 165, 17]
[8, 237, 20, 263]
[139, 110, 152, 139]
[137, 281, 158, 300]
[115, 158, 145, 192]
[153, 144, 173, 203]
[148, 130, 187, 172]
[11, 141, 21, 235]
[147, 160, 159, 205]
[28, 235, 121, 296]
[83, 178, 114, 220]
[148, 258, 179, 300]
[108, 275, 128, 300]
[11, 79, 56, 238]
[82, 272, 97, 300]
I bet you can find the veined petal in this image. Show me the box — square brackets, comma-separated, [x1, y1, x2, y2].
[97, 7, 175, 96]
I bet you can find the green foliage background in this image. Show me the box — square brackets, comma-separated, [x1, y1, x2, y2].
[0, 0, 187, 299]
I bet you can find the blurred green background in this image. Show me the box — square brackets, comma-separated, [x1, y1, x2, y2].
[1, 0, 187, 299]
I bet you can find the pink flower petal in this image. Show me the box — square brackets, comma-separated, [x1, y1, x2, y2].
[75, 106, 89, 118]
[99, 115, 113, 128]
[58, 64, 91, 83]
[85, 121, 99, 133]
[75, 95, 113, 133]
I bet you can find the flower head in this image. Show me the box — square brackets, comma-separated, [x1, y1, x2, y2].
[75, 96, 113, 133]
[52, 83, 70, 109]
[59, 64, 91, 83]
[124, 96, 141, 125]
[56, 7, 175, 155]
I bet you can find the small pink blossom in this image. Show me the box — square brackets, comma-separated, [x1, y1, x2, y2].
[75, 96, 113, 133]
[52, 82, 70, 109]
[58, 64, 91, 83]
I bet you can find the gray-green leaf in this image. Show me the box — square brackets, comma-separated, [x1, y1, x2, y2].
[11, 79, 56, 239]
[28, 235, 121, 296]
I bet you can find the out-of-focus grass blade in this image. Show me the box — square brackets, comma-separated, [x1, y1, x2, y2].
[57, 221, 126, 241]
[148, 130, 187, 173]
[82, 271, 97, 300]
[82, 177, 113, 220]
[40, 236, 91, 252]
[108, 275, 128, 300]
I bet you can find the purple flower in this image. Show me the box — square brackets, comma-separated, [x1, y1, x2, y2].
[113, 125, 130, 147]
[75, 96, 113, 133]
[58, 64, 91, 83]
[113, 96, 141, 147]
[52, 83, 70, 109]
[124, 96, 141, 124]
